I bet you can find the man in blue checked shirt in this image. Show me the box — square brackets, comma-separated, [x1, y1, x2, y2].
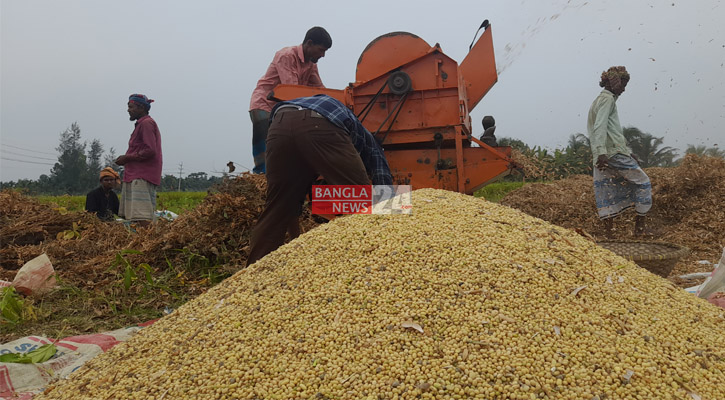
[246, 95, 393, 266]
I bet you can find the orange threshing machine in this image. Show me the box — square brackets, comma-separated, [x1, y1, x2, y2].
[271, 23, 514, 194]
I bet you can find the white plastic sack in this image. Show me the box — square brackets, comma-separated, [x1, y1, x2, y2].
[0, 325, 147, 399]
[155, 210, 178, 221]
[11, 254, 56, 296]
[697, 248, 725, 299]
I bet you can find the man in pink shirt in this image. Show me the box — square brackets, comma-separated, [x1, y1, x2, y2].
[115, 93, 163, 226]
[249, 26, 331, 174]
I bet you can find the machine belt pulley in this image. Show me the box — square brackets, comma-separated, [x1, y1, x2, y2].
[356, 71, 412, 145]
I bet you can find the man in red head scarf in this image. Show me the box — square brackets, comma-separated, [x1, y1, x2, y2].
[115, 94, 163, 227]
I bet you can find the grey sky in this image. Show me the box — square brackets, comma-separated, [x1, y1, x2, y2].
[1, 0, 723, 182]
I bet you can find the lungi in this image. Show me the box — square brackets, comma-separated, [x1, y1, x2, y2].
[593, 154, 652, 219]
[119, 178, 157, 221]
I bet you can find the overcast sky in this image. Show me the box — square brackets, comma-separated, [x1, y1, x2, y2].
[1, 0, 723, 182]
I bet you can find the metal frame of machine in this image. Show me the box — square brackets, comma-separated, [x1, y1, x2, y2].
[270, 24, 514, 194]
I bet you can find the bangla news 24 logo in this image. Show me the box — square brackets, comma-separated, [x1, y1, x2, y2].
[310, 185, 412, 215]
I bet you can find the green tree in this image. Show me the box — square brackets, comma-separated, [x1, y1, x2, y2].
[623, 127, 678, 167]
[497, 137, 530, 152]
[86, 138, 104, 186]
[157, 172, 222, 192]
[1, 124, 118, 194]
[103, 147, 122, 176]
[561, 133, 592, 176]
[184, 172, 210, 191]
[160, 174, 180, 191]
[567, 133, 590, 153]
[50, 122, 89, 194]
[685, 144, 725, 158]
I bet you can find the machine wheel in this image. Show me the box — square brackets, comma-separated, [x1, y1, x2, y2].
[388, 71, 412, 95]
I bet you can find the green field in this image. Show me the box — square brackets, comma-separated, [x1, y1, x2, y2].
[35, 191, 208, 215]
[473, 181, 526, 202]
[32, 182, 522, 216]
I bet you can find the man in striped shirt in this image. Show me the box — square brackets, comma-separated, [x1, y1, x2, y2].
[246, 95, 392, 266]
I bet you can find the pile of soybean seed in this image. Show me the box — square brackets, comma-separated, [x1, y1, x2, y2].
[38, 189, 725, 400]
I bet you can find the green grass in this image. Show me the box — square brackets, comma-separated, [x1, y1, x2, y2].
[1, 245, 236, 343]
[155, 192, 207, 214]
[35, 191, 207, 214]
[35, 194, 85, 212]
[473, 181, 526, 202]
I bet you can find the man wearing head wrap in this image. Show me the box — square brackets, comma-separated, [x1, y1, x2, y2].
[115, 94, 163, 226]
[85, 167, 120, 221]
[249, 27, 332, 174]
[587, 66, 653, 237]
[479, 115, 498, 147]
